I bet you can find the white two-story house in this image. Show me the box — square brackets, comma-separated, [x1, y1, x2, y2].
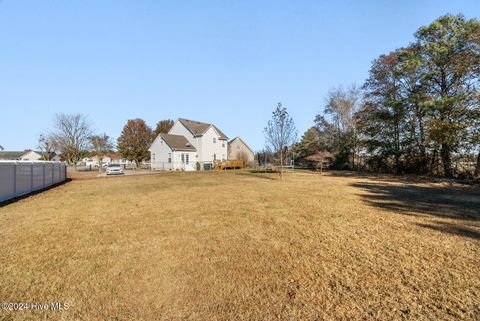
[149, 118, 228, 171]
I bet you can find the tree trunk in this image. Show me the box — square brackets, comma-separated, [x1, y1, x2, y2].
[280, 149, 284, 180]
[441, 143, 453, 178]
[71, 154, 77, 171]
[430, 148, 437, 175]
[417, 110, 427, 173]
[394, 120, 401, 174]
[475, 151, 480, 179]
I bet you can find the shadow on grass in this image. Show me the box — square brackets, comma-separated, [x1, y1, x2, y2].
[328, 169, 480, 185]
[351, 182, 480, 221]
[416, 222, 480, 241]
[350, 181, 480, 240]
[0, 179, 72, 207]
[235, 171, 279, 180]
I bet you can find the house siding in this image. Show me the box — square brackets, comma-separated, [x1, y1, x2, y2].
[150, 119, 228, 170]
[149, 135, 196, 171]
[150, 136, 175, 170]
[198, 127, 228, 163]
[20, 151, 42, 161]
[228, 137, 255, 166]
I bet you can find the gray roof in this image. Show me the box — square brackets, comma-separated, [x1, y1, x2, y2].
[159, 133, 197, 151]
[0, 150, 57, 160]
[178, 118, 228, 140]
[0, 151, 27, 160]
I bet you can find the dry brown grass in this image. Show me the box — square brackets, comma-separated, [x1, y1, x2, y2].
[1, 170, 479, 320]
[66, 168, 100, 180]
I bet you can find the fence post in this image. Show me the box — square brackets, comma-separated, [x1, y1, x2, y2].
[52, 163, 54, 184]
[31, 162, 34, 193]
[13, 161, 17, 199]
[43, 162, 46, 188]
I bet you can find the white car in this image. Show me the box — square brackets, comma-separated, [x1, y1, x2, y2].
[106, 164, 124, 175]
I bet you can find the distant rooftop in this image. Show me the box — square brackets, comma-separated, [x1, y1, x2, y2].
[0, 151, 29, 160]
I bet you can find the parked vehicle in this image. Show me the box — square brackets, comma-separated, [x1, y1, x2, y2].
[106, 163, 124, 175]
[85, 160, 99, 167]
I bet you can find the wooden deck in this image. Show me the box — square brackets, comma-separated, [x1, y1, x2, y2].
[215, 160, 244, 170]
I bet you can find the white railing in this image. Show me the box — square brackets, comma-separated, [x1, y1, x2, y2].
[0, 161, 67, 203]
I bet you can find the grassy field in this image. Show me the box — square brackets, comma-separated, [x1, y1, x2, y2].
[1, 170, 479, 320]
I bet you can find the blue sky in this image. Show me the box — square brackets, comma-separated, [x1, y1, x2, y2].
[1, 1, 478, 152]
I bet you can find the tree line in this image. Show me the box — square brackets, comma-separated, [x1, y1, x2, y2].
[38, 14, 478, 179]
[39, 115, 174, 168]
[293, 14, 480, 179]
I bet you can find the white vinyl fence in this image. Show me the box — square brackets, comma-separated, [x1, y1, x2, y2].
[0, 161, 67, 203]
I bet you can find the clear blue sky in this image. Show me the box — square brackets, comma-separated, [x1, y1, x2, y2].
[1, 1, 478, 152]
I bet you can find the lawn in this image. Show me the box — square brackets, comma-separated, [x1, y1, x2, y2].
[0, 170, 479, 320]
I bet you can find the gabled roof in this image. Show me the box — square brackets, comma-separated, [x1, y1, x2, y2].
[178, 118, 228, 140]
[36, 151, 59, 159]
[0, 150, 48, 160]
[228, 136, 255, 154]
[0, 151, 25, 160]
[159, 133, 197, 152]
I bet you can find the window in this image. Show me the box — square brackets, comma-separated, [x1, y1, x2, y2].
[186, 154, 189, 164]
[213, 138, 217, 143]
[168, 153, 172, 163]
[181, 154, 185, 163]
[222, 143, 225, 148]
[152, 153, 155, 162]
[213, 154, 216, 160]
[237, 145, 240, 150]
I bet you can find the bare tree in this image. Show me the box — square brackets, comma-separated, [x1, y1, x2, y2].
[324, 84, 360, 134]
[51, 113, 93, 169]
[264, 103, 297, 179]
[37, 133, 56, 160]
[90, 133, 113, 169]
[322, 84, 361, 169]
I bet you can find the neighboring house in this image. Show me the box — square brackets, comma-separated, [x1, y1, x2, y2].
[149, 118, 228, 171]
[91, 155, 112, 165]
[0, 145, 4, 151]
[0, 151, 25, 160]
[107, 152, 129, 165]
[0, 150, 43, 161]
[227, 136, 255, 166]
[86, 153, 133, 166]
[38, 151, 61, 161]
[19, 150, 42, 161]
